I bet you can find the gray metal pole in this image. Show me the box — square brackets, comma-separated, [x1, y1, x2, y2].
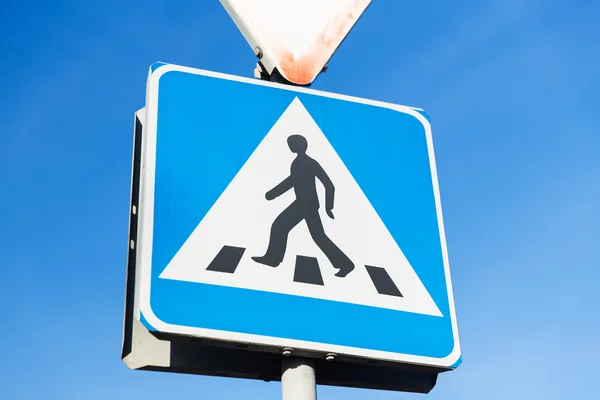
[281, 357, 317, 400]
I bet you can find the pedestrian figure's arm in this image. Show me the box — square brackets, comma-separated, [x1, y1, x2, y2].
[266, 176, 293, 200]
[315, 165, 335, 218]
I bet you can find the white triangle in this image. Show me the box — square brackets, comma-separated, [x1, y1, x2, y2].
[221, 0, 371, 85]
[159, 98, 442, 317]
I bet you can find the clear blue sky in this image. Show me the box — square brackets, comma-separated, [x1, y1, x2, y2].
[1, 1, 599, 399]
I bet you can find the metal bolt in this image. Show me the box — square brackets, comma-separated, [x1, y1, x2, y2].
[254, 47, 263, 58]
[325, 353, 336, 362]
[282, 348, 293, 357]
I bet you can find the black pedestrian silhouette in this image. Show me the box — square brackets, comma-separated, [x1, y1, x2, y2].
[252, 134, 355, 278]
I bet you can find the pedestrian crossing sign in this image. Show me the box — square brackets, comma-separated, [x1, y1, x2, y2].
[126, 63, 461, 373]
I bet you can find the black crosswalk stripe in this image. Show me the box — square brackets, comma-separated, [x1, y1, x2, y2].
[293, 255, 324, 286]
[206, 245, 246, 273]
[365, 265, 403, 297]
[205, 246, 403, 297]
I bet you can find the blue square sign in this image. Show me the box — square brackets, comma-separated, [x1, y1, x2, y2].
[130, 63, 461, 371]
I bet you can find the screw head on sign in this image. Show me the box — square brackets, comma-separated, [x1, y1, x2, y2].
[282, 348, 293, 357]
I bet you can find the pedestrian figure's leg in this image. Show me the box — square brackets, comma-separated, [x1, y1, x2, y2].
[304, 209, 355, 277]
[252, 202, 303, 267]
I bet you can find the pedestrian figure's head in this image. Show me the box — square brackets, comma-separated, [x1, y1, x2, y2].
[287, 134, 308, 154]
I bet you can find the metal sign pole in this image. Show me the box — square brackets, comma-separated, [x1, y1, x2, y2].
[281, 356, 317, 400]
